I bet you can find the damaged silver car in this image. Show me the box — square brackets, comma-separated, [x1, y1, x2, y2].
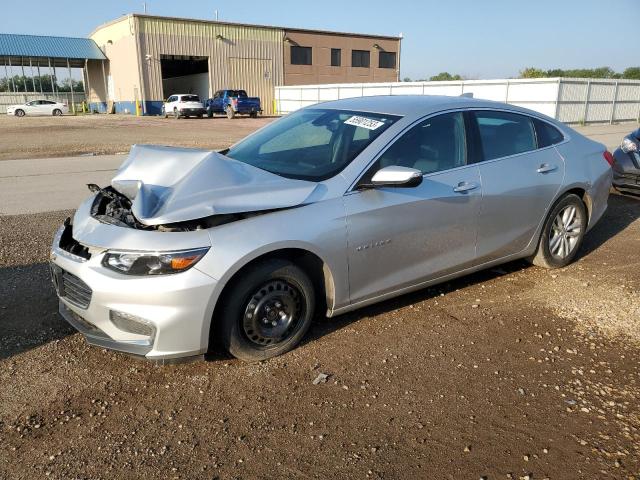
[50, 96, 612, 362]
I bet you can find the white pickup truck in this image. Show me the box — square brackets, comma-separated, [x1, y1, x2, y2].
[162, 94, 207, 119]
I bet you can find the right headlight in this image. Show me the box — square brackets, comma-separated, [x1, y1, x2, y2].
[102, 247, 210, 276]
[621, 137, 638, 153]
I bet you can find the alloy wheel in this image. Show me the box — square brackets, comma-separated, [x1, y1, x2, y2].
[549, 205, 582, 259]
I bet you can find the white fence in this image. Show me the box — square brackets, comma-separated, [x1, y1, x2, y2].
[275, 78, 640, 124]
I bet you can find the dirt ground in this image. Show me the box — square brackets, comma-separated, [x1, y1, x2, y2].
[1, 117, 640, 479]
[0, 114, 274, 160]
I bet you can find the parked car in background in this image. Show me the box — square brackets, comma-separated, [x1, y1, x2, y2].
[50, 96, 612, 363]
[611, 128, 640, 194]
[162, 94, 206, 119]
[206, 90, 262, 119]
[7, 99, 68, 117]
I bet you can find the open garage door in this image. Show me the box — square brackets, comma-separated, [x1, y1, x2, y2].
[228, 58, 274, 115]
[161, 55, 209, 101]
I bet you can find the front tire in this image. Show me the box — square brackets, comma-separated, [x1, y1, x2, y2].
[226, 106, 235, 119]
[218, 259, 315, 362]
[15, 109, 25, 117]
[530, 193, 587, 269]
[173, 108, 180, 119]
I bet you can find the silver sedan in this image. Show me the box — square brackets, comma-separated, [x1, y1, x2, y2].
[50, 95, 613, 362]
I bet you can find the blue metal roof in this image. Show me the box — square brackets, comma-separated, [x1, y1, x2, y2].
[0, 33, 106, 60]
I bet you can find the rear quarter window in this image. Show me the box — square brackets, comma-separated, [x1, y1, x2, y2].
[534, 119, 565, 147]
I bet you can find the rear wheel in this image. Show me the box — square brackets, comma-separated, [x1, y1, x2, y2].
[15, 109, 25, 117]
[52, 109, 62, 116]
[530, 193, 587, 269]
[207, 109, 213, 118]
[217, 259, 315, 362]
[249, 111, 258, 118]
[226, 106, 235, 119]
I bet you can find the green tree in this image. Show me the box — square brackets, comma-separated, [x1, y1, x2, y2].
[622, 67, 640, 79]
[429, 72, 462, 81]
[402, 76, 412, 82]
[519, 67, 546, 78]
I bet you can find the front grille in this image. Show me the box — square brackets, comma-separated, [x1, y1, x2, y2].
[59, 269, 92, 309]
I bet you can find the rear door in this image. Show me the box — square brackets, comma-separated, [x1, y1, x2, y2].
[471, 110, 565, 262]
[344, 111, 482, 304]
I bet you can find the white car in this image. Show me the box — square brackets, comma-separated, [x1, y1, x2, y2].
[7, 100, 69, 117]
[162, 94, 207, 119]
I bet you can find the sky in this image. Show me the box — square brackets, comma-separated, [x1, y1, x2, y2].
[0, 0, 636, 80]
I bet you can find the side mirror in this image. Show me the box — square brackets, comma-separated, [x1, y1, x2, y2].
[370, 166, 423, 188]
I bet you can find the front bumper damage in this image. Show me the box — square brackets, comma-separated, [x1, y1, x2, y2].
[50, 208, 217, 362]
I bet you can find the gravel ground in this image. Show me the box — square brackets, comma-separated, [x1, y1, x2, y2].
[1, 192, 639, 479]
[0, 114, 273, 161]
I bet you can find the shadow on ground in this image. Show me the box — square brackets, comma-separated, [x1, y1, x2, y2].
[0, 262, 74, 360]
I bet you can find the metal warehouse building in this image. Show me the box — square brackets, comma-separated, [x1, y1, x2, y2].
[87, 14, 401, 115]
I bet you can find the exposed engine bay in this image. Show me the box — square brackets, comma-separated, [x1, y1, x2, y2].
[88, 184, 273, 232]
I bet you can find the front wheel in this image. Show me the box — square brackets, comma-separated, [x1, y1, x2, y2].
[226, 106, 235, 119]
[217, 259, 315, 362]
[530, 193, 587, 269]
[15, 109, 25, 117]
[173, 108, 180, 119]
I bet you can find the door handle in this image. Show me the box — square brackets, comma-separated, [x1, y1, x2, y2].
[453, 182, 479, 193]
[537, 163, 558, 173]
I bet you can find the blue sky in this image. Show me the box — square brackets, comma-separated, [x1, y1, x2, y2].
[1, 0, 636, 79]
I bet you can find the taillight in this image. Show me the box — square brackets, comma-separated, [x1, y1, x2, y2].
[603, 150, 615, 167]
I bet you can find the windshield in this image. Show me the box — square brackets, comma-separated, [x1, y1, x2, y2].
[182, 95, 200, 102]
[225, 108, 400, 181]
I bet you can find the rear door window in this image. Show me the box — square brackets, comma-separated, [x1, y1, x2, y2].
[473, 111, 536, 161]
[534, 119, 565, 147]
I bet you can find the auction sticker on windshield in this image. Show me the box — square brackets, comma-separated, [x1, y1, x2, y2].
[344, 115, 386, 130]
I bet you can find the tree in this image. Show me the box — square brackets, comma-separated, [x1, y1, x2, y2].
[429, 72, 462, 81]
[519, 67, 546, 78]
[622, 67, 640, 79]
[402, 76, 412, 82]
[0, 74, 83, 93]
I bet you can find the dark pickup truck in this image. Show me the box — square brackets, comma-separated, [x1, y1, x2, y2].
[205, 90, 262, 119]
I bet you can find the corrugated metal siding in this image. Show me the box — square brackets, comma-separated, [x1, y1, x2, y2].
[136, 17, 284, 115]
[0, 34, 106, 60]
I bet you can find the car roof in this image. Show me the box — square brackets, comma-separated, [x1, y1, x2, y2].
[313, 95, 535, 118]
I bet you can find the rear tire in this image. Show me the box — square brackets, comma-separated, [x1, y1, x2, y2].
[207, 110, 213, 118]
[249, 111, 258, 118]
[15, 109, 25, 117]
[52, 109, 62, 116]
[217, 259, 315, 362]
[226, 106, 235, 119]
[530, 193, 587, 269]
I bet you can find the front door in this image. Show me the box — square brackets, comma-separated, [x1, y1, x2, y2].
[344, 111, 482, 305]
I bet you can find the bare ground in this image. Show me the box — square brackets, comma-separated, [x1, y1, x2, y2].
[1, 192, 639, 479]
[0, 114, 274, 161]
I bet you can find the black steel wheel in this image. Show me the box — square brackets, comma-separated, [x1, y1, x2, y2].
[217, 259, 315, 362]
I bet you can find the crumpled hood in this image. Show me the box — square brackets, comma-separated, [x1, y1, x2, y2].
[111, 144, 319, 226]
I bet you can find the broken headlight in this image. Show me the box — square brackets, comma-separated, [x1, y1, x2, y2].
[102, 247, 210, 275]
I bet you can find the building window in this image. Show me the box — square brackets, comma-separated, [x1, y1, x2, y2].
[351, 50, 370, 68]
[379, 51, 396, 69]
[331, 48, 341, 67]
[291, 46, 312, 65]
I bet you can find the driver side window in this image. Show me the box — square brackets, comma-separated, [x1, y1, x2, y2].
[370, 111, 467, 177]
